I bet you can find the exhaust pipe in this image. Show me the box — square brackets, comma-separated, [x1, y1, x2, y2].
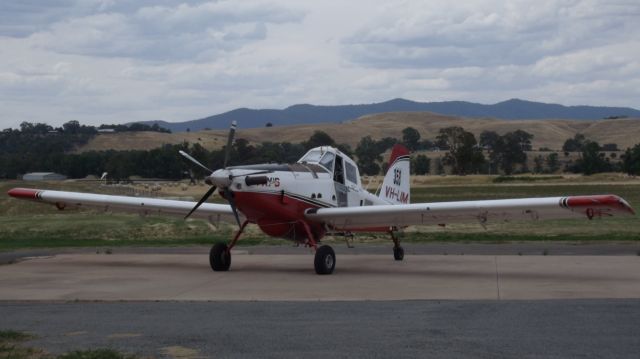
[245, 176, 269, 186]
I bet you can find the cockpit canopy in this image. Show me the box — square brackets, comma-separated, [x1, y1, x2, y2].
[298, 147, 360, 186]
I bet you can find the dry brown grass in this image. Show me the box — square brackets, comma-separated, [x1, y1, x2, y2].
[77, 112, 640, 152]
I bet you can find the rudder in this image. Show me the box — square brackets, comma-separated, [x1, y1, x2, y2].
[379, 144, 411, 204]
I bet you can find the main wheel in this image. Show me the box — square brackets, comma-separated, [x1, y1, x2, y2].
[314, 245, 336, 275]
[393, 246, 404, 261]
[210, 243, 231, 271]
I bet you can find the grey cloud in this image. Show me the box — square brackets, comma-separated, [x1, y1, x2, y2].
[17, 1, 303, 62]
[343, 0, 640, 69]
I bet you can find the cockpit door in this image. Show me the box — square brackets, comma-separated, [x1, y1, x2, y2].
[333, 155, 348, 207]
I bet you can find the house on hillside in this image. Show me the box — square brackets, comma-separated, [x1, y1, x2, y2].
[22, 172, 67, 181]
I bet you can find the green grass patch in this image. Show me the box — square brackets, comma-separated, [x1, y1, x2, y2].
[0, 330, 32, 342]
[492, 175, 564, 183]
[0, 330, 140, 359]
[56, 349, 138, 359]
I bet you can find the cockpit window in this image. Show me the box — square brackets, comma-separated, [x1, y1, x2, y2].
[299, 150, 323, 163]
[345, 161, 358, 184]
[319, 152, 335, 171]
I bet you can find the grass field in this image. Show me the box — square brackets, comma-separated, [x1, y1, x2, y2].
[77, 113, 640, 152]
[1, 177, 638, 251]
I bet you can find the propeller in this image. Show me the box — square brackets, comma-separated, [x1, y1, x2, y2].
[179, 150, 213, 173]
[182, 121, 243, 226]
[223, 187, 242, 227]
[184, 184, 217, 219]
[223, 120, 237, 168]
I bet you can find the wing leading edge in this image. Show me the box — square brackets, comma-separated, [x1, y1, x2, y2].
[8, 187, 240, 224]
[305, 195, 635, 230]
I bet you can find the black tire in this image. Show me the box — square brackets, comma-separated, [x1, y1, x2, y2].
[210, 243, 231, 271]
[393, 246, 404, 261]
[314, 245, 336, 275]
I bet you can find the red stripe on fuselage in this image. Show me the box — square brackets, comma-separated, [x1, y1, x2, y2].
[7, 188, 40, 200]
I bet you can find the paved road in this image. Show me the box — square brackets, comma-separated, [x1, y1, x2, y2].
[1, 300, 639, 358]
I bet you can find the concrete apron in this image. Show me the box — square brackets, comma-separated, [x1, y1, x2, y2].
[0, 254, 639, 301]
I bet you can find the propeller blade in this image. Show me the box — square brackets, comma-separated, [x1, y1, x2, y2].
[223, 121, 237, 168]
[224, 188, 242, 227]
[185, 185, 217, 219]
[179, 150, 213, 173]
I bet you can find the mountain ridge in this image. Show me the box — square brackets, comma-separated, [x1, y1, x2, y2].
[137, 98, 640, 132]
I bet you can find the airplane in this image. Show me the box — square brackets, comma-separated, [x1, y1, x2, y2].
[7, 121, 636, 274]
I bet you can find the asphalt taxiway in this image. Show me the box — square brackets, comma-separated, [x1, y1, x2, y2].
[1, 300, 639, 358]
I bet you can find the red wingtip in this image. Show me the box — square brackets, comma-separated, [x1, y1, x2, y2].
[388, 144, 410, 167]
[566, 195, 635, 215]
[7, 188, 40, 200]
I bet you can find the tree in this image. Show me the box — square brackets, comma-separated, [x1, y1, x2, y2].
[304, 131, 335, 150]
[602, 143, 618, 151]
[495, 131, 529, 175]
[562, 133, 586, 152]
[436, 126, 484, 175]
[480, 130, 501, 173]
[62, 120, 81, 134]
[512, 130, 533, 151]
[355, 136, 382, 175]
[546, 153, 560, 173]
[622, 144, 640, 175]
[266, 122, 273, 127]
[402, 127, 420, 151]
[412, 154, 430, 175]
[533, 155, 544, 173]
[575, 141, 611, 175]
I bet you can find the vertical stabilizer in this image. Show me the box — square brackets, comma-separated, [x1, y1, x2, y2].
[378, 144, 411, 204]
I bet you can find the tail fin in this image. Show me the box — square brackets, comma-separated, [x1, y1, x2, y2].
[378, 144, 410, 204]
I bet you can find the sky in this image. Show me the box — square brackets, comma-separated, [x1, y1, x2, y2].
[1, 0, 639, 128]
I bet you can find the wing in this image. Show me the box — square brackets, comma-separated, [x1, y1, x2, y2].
[8, 187, 240, 224]
[305, 195, 635, 230]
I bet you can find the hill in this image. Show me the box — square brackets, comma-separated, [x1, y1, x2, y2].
[137, 98, 640, 132]
[81, 112, 640, 152]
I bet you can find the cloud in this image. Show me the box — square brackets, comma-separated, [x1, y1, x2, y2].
[343, 0, 640, 68]
[0, 0, 638, 130]
[15, 1, 303, 62]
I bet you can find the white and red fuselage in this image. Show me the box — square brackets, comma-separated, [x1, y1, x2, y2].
[211, 146, 408, 241]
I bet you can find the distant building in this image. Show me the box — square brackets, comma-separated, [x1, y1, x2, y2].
[97, 128, 116, 133]
[22, 172, 67, 181]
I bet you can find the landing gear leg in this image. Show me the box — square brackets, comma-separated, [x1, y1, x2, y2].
[301, 221, 335, 275]
[209, 220, 249, 272]
[390, 230, 404, 261]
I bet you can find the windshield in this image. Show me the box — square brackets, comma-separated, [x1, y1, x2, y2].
[319, 152, 335, 171]
[299, 150, 323, 163]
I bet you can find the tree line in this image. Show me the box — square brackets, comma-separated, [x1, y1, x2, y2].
[6, 120, 171, 135]
[1, 122, 640, 179]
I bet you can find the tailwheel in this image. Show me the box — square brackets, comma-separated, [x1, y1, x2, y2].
[210, 243, 231, 271]
[393, 246, 404, 261]
[314, 245, 336, 275]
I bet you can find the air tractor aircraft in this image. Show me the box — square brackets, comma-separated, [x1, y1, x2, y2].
[8, 122, 635, 274]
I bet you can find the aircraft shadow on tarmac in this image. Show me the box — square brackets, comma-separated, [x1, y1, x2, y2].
[23, 255, 637, 282]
